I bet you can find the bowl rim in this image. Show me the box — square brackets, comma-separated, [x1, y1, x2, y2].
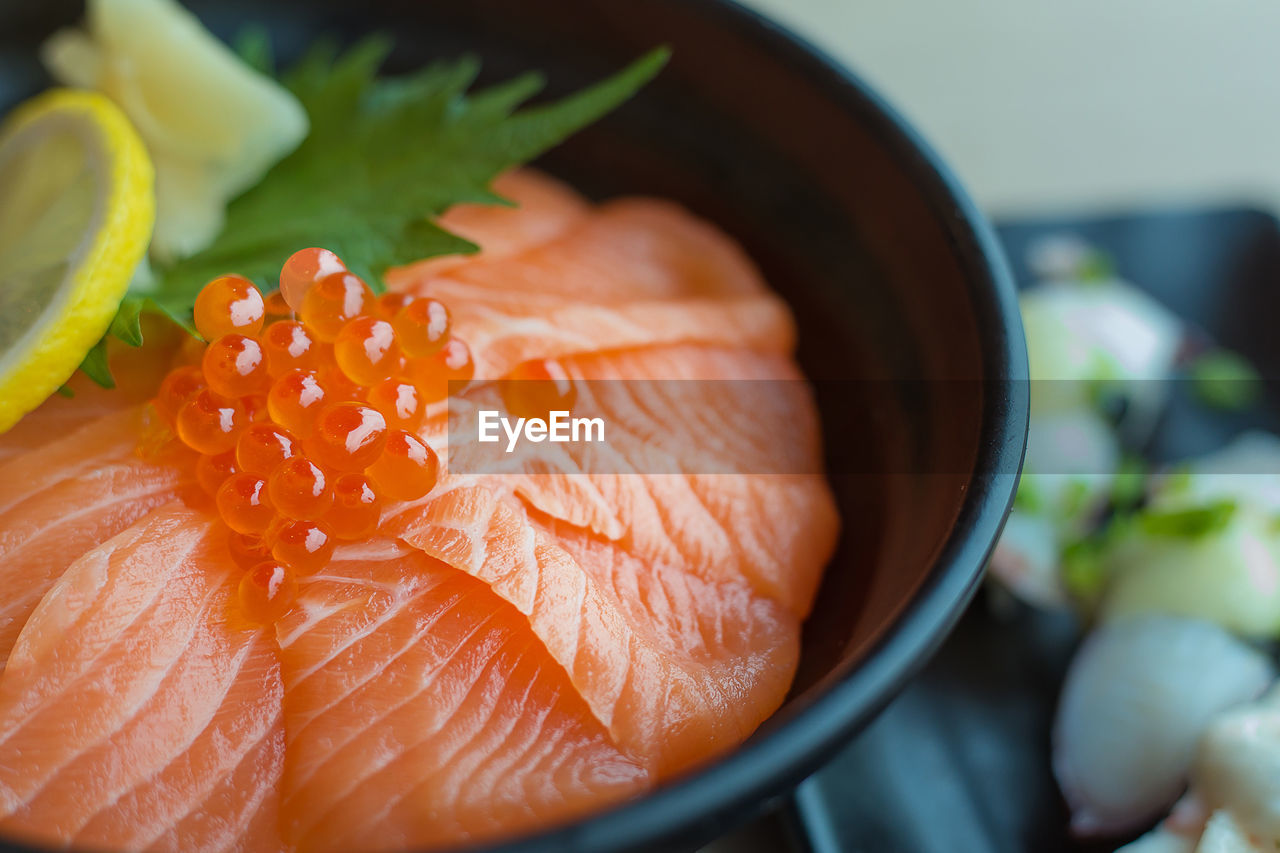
[470, 1, 1029, 851]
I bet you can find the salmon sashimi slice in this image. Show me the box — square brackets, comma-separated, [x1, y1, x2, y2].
[0, 506, 285, 853]
[394, 197, 795, 378]
[0, 408, 193, 671]
[418, 198, 773, 302]
[382, 484, 804, 777]
[276, 541, 647, 852]
[380, 341, 836, 776]
[0, 383, 135, 463]
[422, 344, 835, 615]
[445, 291, 791, 382]
[527, 345, 835, 616]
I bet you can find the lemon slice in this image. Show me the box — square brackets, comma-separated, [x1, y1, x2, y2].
[0, 88, 155, 432]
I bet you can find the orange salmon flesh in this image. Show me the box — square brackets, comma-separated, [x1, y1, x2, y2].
[0, 169, 839, 852]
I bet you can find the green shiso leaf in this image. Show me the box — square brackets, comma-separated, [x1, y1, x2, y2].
[82, 39, 670, 386]
[78, 337, 115, 390]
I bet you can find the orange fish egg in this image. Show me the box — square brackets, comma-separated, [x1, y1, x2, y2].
[238, 561, 298, 624]
[215, 473, 275, 536]
[313, 341, 336, 364]
[307, 403, 388, 472]
[268, 519, 335, 575]
[300, 272, 374, 342]
[280, 247, 346, 313]
[326, 474, 382, 540]
[366, 379, 426, 431]
[334, 316, 400, 386]
[501, 358, 577, 421]
[365, 430, 439, 502]
[377, 291, 415, 319]
[242, 394, 270, 423]
[236, 423, 297, 477]
[203, 334, 270, 398]
[268, 456, 333, 521]
[227, 532, 271, 569]
[195, 450, 239, 496]
[439, 339, 475, 383]
[175, 390, 246, 455]
[267, 370, 328, 438]
[262, 321, 320, 375]
[155, 365, 207, 423]
[407, 338, 474, 402]
[392, 297, 450, 358]
[263, 290, 292, 317]
[193, 274, 265, 341]
[318, 363, 366, 402]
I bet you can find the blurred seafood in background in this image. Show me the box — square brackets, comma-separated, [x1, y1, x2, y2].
[985, 236, 1280, 851]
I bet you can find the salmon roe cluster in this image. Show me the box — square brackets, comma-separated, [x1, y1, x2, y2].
[147, 249, 471, 624]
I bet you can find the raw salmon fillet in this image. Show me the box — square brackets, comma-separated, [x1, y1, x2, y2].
[276, 541, 646, 851]
[0, 169, 839, 851]
[0, 506, 284, 853]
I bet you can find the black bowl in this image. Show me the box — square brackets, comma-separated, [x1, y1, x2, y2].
[0, 1, 1028, 850]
